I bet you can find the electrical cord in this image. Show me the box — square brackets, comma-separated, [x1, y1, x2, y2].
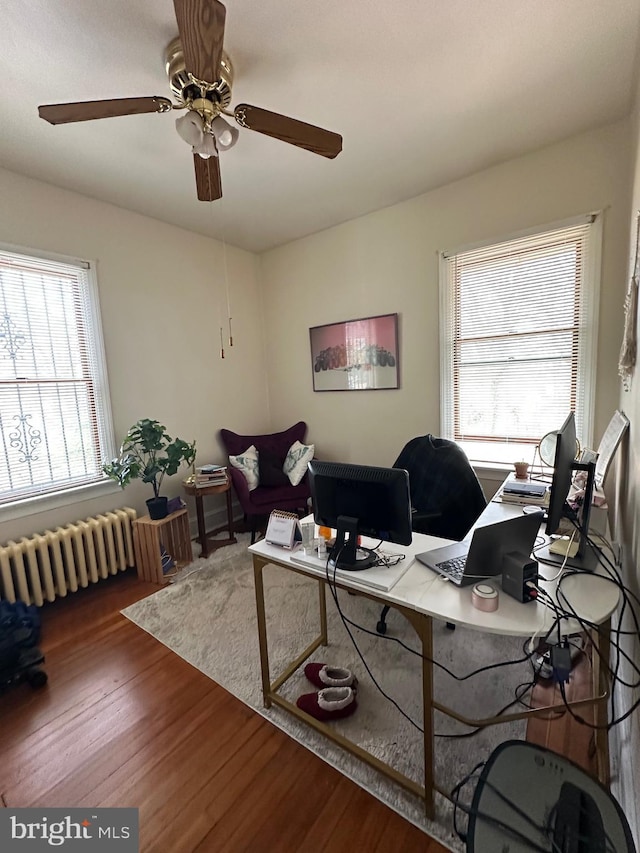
[453, 767, 619, 853]
[322, 513, 639, 735]
[529, 515, 640, 731]
[323, 546, 424, 732]
[323, 540, 539, 735]
[434, 678, 537, 739]
[452, 765, 567, 852]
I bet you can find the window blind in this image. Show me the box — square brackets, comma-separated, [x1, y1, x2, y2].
[0, 247, 115, 504]
[440, 217, 599, 462]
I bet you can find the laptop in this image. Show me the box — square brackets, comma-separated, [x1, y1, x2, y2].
[416, 511, 544, 587]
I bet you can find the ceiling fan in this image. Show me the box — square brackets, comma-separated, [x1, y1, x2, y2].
[37, 0, 343, 202]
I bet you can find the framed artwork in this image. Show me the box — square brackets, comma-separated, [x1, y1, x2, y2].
[309, 313, 399, 391]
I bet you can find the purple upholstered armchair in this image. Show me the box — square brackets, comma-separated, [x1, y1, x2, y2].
[219, 422, 312, 543]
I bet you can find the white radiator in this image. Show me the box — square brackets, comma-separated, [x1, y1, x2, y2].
[0, 507, 137, 606]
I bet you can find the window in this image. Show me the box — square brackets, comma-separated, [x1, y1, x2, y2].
[439, 214, 601, 465]
[0, 245, 115, 506]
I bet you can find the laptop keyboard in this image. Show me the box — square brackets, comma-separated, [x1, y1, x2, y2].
[436, 556, 467, 581]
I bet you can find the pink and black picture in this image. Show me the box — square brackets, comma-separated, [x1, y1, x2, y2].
[309, 313, 399, 391]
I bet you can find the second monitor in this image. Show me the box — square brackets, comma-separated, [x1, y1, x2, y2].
[307, 460, 413, 571]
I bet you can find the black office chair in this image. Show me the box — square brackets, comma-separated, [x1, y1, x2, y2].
[458, 740, 636, 852]
[376, 435, 487, 635]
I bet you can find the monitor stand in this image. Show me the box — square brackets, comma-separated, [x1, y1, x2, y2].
[329, 515, 377, 571]
[537, 540, 600, 572]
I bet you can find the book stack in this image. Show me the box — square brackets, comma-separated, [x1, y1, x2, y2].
[194, 464, 228, 487]
[498, 479, 549, 507]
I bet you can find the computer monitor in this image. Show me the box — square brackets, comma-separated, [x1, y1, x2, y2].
[308, 460, 412, 571]
[541, 411, 598, 571]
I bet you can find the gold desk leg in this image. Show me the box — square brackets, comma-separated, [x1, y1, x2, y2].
[318, 578, 328, 646]
[253, 555, 272, 709]
[405, 610, 435, 820]
[251, 562, 433, 812]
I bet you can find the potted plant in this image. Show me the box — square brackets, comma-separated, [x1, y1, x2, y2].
[103, 418, 196, 519]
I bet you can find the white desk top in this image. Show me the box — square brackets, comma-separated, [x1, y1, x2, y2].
[249, 503, 620, 639]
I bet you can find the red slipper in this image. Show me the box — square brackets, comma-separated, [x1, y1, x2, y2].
[296, 686, 358, 721]
[304, 663, 357, 689]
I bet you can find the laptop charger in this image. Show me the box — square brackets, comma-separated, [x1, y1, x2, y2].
[501, 551, 538, 602]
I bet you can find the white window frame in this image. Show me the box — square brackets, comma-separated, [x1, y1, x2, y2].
[439, 213, 602, 467]
[0, 242, 118, 521]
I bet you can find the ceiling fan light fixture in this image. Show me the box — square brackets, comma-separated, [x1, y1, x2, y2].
[193, 131, 219, 159]
[211, 115, 239, 151]
[175, 111, 204, 147]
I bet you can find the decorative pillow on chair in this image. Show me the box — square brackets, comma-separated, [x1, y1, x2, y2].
[283, 441, 315, 487]
[258, 447, 289, 487]
[229, 445, 260, 491]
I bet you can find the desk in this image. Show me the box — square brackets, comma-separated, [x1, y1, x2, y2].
[249, 505, 620, 818]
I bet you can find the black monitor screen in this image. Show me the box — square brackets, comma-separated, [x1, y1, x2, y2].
[308, 460, 412, 571]
[545, 411, 577, 537]
[542, 411, 597, 571]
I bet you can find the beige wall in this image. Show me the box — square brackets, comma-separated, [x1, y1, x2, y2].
[0, 167, 268, 542]
[609, 69, 640, 841]
[261, 121, 631, 474]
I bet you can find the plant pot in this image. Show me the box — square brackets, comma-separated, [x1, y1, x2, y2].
[146, 496, 169, 520]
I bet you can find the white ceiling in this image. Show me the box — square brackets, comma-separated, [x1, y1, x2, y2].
[2, 1, 640, 253]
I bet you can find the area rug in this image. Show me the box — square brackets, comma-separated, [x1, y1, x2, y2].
[122, 535, 533, 852]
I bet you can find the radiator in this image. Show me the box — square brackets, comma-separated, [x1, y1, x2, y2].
[0, 507, 137, 606]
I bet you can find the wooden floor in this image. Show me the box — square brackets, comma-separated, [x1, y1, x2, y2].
[0, 571, 450, 853]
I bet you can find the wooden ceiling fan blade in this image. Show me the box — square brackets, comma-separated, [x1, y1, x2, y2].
[38, 97, 173, 125]
[234, 104, 342, 159]
[193, 153, 222, 201]
[173, 0, 226, 84]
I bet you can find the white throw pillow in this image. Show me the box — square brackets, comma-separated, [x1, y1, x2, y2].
[229, 445, 259, 491]
[283, 440, 315, 487]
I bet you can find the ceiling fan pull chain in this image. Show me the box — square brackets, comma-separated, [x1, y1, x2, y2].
[223, 240, 233, 347]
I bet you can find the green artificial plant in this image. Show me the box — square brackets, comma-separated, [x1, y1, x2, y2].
[103, 418, 196, 499]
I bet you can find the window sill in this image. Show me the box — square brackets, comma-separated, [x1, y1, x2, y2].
[0, 480, 122, 523]
[471, 461, 514, 484]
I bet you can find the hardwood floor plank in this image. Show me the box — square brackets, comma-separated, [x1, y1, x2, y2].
[9, 661, 223, 808]
[3, 640, 204, 802]
[294, 775, 362, 851]
[194, 734, 329, 851]
[143, 722, 285, 852]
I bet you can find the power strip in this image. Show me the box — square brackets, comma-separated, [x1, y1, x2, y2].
[532, 637, 585, 680]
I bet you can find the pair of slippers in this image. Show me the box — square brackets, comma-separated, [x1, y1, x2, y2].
[296, 663, 358, 721]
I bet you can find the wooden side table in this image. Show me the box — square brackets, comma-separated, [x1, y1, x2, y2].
[183, 480, 237, 558]
[133, 508, 193, 584]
